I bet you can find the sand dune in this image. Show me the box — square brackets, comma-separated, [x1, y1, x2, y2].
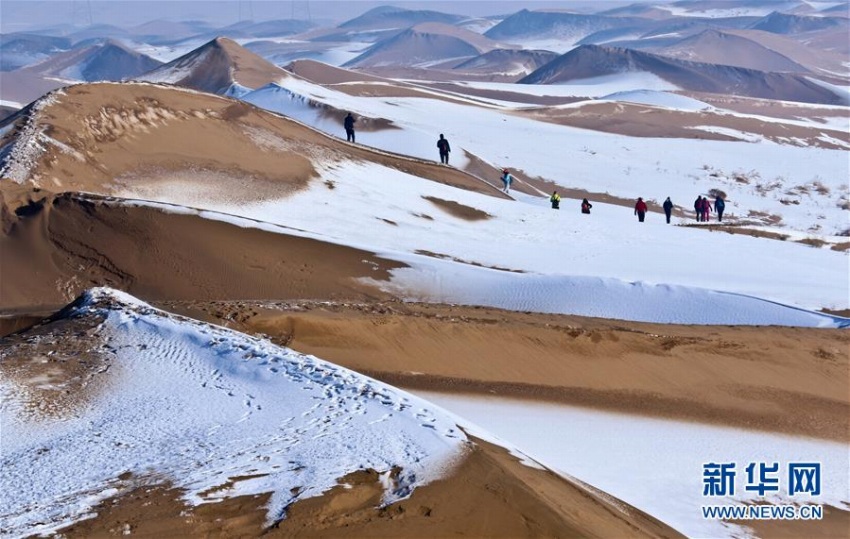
[136, 37, 291, 94]
[0, 82, 503, 198]
[53, 437, 682, 538]
[521, 44, 844, 105]
[0, 290, 683, 539]
[516, 100, 850, 149]
[0, 190, 401, 310]
[161, 300, 849, 443]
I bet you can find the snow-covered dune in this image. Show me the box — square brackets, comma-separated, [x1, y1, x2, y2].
[0, 288, 465, 536]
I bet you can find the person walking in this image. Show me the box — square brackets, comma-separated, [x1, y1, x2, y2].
[501, 168, 513, 194]
[694, 196, 703, 222]
[437, 134, 451, 164]
[701, 196, 712, 222]
[550, 191, 561, 209]
[663, 196, 673, 224]
[714, 195, 725, 222]
[344, 112, 356, 143]
[581, 198, 592, 214]
[634, 197, 647, 222]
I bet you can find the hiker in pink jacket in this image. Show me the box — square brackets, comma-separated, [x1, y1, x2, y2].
[701, 197, 712, 222]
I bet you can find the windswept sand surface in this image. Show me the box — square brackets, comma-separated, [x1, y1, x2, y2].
[517, 101, 850, 150]
[161, 300, 850, 444]
[50, 439, 681, 538]
[0, 190, 401, 309]
[0, 83, 502, 198]
[1, 293, 682, 539]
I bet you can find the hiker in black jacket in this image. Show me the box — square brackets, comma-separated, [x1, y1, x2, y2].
[437, 134, 451, 164]
[663, 197, 674, 224]
[344, 112, 356, 143]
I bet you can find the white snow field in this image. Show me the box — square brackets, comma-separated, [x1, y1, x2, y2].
[0, 288, 467, 537]
[116, 156, 849, 324]
[416, 392, 850, 539]
[102, 70, 849, 321]
[284, 72, 844, 229]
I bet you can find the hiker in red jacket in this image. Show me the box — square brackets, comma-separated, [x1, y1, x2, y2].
[701, 196, 712, 222]
[634, 197, 648, 222]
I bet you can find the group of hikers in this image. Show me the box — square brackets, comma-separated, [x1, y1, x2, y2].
[340, 115, 729, 224]
[343, 114, 454, 165]
[694, 195, 725, 222]
[546, 191, 727, 224]
[549, 191, 592, 214]
[638, 195, 727, 223]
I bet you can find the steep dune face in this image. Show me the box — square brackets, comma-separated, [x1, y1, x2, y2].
[0, 191, 402, 309]
[0, 82, 498, 197]
[453, 49, 559, 77]
[654, 29, 809, 72]
[136, 37, 289, 94]
[338, 5, 466, 31]
[343, 23, 499, 69]
[18, 40, 162, 82]
[749, 11, 849, 34]
[484, 9, 641, 46]
[520, 44, 844, 104]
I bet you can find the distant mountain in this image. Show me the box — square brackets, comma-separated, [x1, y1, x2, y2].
[635, 15, 761, 39]
[306, 6, 467, 44]
[664, 0, 806, 16]
[819, 3, 849, 15]
[598, 3, 677, 19]
[453, 49, 559, 77]
[0, 33, 71, 71]
[63, 23, 133, 45]
[576, 15, 760, 47]
[343, 23, 499, 69]
[0, 104, 19, 122]
[127, 19, 217, 42]
[519, 44, 843, 105]
[749, 11, 849, 34]
[654, 29, 809, 72]
[339, 5, 466, 30]
[181, 19, 318, 45]
[136, 37, 289, 95]
[17, 39, 162, 82]
[218, 19, 316, 38]
[484, 9, 642, 47]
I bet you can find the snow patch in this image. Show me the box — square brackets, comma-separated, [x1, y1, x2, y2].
[599, 90, 713, 112]
[0, 89, 66, 183]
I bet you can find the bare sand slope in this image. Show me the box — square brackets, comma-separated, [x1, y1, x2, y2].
[0, 82, 504, 199]
[516, 101, 850, 150]
[0, 190, 401, 310]
[50, 439, 682, 538]
[161, 300, 849, 443]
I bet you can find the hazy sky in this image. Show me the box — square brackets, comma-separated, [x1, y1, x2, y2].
[1, 1, 651, 33]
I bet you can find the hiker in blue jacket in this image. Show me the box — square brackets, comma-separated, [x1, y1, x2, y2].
[714, 196, 726, 222]
[501, 169, 513, 194]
